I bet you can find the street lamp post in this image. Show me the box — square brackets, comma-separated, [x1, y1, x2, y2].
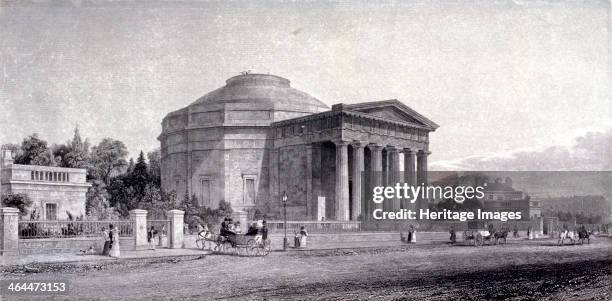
[282, 191, 288, 251]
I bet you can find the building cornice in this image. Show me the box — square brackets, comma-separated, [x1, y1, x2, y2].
[271, 109, 433, 131]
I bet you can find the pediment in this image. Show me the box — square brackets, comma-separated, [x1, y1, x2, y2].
[358, 107, 425, 126]
[344, 100, 439, 130]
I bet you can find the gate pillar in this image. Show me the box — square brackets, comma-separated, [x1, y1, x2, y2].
[1, 207, 19, 256]
[130, 209, 148, 250]
[166, 210, 185, 249]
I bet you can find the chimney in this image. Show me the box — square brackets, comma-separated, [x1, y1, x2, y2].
[1, 150, 13, 167]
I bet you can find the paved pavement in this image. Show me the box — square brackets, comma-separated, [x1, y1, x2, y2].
[1, 232, 562, 266]
[0, 248, 210, 266]
[1, 240, 408, 266]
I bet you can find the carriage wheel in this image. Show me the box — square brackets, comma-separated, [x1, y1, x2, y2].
[223, 241, 234, 254]
[476, 234, 483, 246]
[262, 239, 271, 256]
[246, 240, 257, 256]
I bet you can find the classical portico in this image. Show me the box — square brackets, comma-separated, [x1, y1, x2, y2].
[271, 101, 438, 221]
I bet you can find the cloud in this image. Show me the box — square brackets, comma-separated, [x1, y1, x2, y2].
[431, 128, 612, 171]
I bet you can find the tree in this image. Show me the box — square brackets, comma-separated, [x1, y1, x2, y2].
[136, 185, 177, 219]
[85, 180, 120, 220]
[1, 193, 33, 217]
[14, 133, 56, 166]
[31, 148, 57, 166]
[147, 149, 161, 188]
[90, 138, 128, 185]
[126, 158, 135, 174]
[130, 151, 149, 195]
[106, 175, 136, 213]
[64, 127, 90, 169]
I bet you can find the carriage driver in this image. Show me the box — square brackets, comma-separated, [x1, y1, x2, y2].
[220, 218, 237, 246]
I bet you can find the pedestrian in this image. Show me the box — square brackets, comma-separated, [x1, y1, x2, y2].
[407, 224, 414, 243]
[261, 220, 268, 242]
[160, 225, 168, 247]
[449, 226, 456, 244]
[101, 227, 110, 255]
[109, 224, 121, 258]
[294, 230, 300, 248]
[148, 226, 157, 250]
[527, 226, 532, 240]
[299, 226, 308, 248]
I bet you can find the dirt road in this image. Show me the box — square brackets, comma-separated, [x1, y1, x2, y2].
[2, 238, 611, 300]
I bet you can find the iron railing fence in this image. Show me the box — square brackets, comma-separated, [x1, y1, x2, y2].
[249, 220, 362, 234]
[18, 220, 134, 239]
[146, 220, 170, 235]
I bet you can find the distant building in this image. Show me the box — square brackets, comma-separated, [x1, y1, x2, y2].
[482, 177, 540, 220]
[0, 150, 91, 220]
[540, 195, 611, 223]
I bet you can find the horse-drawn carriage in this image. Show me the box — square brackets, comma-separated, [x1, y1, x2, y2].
[462, 227, 508, 246]
[558, 228, 591, 246]
[196, 230, 271, 256]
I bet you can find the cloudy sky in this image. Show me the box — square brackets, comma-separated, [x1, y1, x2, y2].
[0, 1, 609, 170]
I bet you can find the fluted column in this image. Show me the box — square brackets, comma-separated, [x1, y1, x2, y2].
[403, 148, 416, 186]
[368, 144, 384, 215]
[350, 141, 366, 221]
[416, 150, 430, 213]
[416, 150, 430, 186]
[387, 146, 401, 210]
[334, 140, 350, 221]
[403, 148, 416, 210]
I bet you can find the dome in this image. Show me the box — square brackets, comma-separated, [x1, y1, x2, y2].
[190, 73, 329, 110]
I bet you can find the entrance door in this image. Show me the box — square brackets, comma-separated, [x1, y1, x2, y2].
[45, 203, 58, 220]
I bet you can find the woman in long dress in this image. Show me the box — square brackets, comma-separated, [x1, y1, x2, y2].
[298, 226, 308, 248]
[109, 226, 121, 258]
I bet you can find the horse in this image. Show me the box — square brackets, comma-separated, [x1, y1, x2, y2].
[578, 229, 590, 245]
[463, 230, 477, 246]
[494, 229, 508, 245]
[558, 230, 575, 245]
[197, 229, 226, 251]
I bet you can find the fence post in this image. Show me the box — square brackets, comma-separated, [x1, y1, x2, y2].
[166, 209, 184, 249]
[129, 209, 148, 250]
[1, 207, 20, 256]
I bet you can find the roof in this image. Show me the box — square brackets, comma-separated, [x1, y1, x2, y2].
[189, 74, 329, 109]
[343, 99, 439, 131]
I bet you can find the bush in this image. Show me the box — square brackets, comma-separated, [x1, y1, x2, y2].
[1, 193, 33, 217]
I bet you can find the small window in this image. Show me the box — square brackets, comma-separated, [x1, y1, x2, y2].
[200, 178, 211, 207]
[243, 176, 256, 205]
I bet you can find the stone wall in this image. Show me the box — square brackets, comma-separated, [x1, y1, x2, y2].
[8, 183, 87, 220]
[190, 149, 225, 208]
[18, 237, 135, 255]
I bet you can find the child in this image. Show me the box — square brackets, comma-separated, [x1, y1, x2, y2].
[79, 245, 96, 255]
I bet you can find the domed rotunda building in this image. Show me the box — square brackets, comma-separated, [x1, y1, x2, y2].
[159, 73, 438, 221]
